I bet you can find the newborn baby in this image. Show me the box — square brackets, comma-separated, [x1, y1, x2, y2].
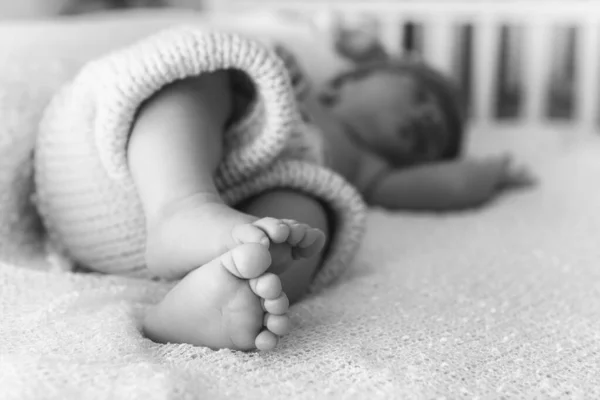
[33, 28, 532, 354]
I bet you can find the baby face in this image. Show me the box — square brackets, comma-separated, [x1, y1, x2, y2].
[337, 71, 451, 166]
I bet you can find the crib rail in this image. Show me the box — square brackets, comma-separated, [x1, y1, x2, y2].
[205, 0, 600, 130]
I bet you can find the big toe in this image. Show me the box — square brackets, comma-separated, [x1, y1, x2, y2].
[220, 243, 272, 279]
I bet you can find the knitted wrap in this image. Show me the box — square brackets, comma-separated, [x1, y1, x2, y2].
[34, 26, 366, 291]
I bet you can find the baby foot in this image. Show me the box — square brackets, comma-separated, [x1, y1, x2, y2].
[143, 243, 291, 351]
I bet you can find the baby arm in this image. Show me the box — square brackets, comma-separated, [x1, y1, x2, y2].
[365, 155, 536, 211]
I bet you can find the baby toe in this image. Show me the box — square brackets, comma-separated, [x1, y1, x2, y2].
[231, 224, 271, 247]
[221, 243, 272, 279]
[297, 228, 325, 248]
[262, 293, 289, 315]
[264, 314, 291, 336]
[292, 229, 326, 260]
[286, 222, 309, 246]
[249, 273, 282, 300]
[252, 217, 291, 243]
[255, 330, 279, 351]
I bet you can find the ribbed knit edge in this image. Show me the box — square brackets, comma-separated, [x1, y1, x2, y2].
[79, 26, 301, 189]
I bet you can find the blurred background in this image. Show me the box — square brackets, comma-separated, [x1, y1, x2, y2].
[0, 0, 581, 122]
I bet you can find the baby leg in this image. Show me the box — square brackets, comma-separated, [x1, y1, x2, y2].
[130, 71, 327, 350]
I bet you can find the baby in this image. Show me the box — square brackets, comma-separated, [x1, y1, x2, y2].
[34, 28, 532, 354]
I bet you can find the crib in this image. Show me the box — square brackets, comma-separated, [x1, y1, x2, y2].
[203, 0, 600, 133]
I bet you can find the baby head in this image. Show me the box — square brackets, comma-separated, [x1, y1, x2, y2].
[321, 57, 466, 167]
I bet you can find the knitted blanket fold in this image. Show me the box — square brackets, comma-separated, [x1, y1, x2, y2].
[34, 26, 366, 291]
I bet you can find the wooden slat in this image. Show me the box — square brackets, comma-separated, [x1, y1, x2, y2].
[422, 18, 456, 76]
[472, 16, 500, 123]
[576, 19, 600, 127]
[523, 20, 551, 123]
[380, 14, 405, 55]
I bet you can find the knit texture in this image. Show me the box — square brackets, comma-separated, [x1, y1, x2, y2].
[34, 26, 366, 291]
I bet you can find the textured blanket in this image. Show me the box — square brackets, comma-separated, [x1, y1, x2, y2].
[1, 10, 600, 399]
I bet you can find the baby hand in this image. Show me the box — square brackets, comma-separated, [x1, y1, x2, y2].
[478, 154, 537, 192]
[453, 154, 536, 208]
